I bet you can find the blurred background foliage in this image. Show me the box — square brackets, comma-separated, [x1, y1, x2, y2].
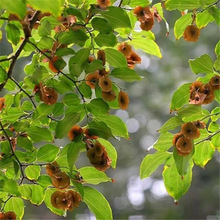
[0, 4, 219, 220]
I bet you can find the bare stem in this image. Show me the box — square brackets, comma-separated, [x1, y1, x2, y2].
[195, 129, 220, 145]
[9, 76, 37, 108]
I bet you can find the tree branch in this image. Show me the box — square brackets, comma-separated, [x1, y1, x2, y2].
[0, 10, 41, 92]
[195, 129, 220, 145]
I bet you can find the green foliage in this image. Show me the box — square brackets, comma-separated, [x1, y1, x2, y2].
[0, 0, 219, 218]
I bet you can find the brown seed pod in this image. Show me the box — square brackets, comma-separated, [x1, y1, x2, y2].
[181, 122, 200, 139]
[97, 50, 106, 65]
[52, 172, 70, 190]
[51, 191, 63, 209]
[126, 51, 141, 69]
[0, 97, 5, 111]
[0, 211, 17, 220]
[97, 0, 111, 9]
[118, 91, 129, 110]
[85, 72, 99, 89]
[117, 42, 132, 57]
[172, 132, 183, 146]
[140, 16, 154, 31]
[39, 83, 58, 105]
[209, 75, 220, 90]
[46, 162, 61, 177]
[97, 69, 109, 78]
[68, 125, 83, 141]
[67, 190, 82, 210]
[183, 25, 200, 42]
[192, 120, 206, 129]
[102, 90, 117, 101]
[48, 56, 63, 73]
[99, 76, 112, 92]
[176, 135, 193, 156]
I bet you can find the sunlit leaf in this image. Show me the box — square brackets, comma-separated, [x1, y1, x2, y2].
[193, 141, 214, 168]
[5, 197, 24, 220]
[79, 167, 112, 185]
[140, 151, 171, 179]
[83, 186, 113, 220]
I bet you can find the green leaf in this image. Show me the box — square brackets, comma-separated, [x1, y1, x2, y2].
[159, 116, 183, 133]
[98, 138, 117, 168]
[79, 167, 112, 185]
[101, 6, 131, 29]
[140, 151, 171, 179]
[4, 197, 24, 220]
[21, 101, 34, 111]
[27, 0, 64, 17]
[165, 0, 202, 10]
[55, 112, 81, 139]
[154, 132, 174, 151]
[68, 141, 85, 172]
[27, 126, 53, 142]
[193, 141, 214, 168]
[37, 37, 54, 50]
[173, 147, 194, 176]
[214, 89, 220, 103]
[37, 144, 59, 162]
[5, 23, 21, 45]
[163, 159, 193, 200]
[52, 102, 64, 116]
[208, 6, 220, 25]
[0, 66, 7, 83]
[91, 17, 113, 33]
[170, 83, 191, 111]
[189, 54, 214, 74]
[87, 121, 113, 139]
[83, 186, 113, 220]
[96, 115, 129, 138]
[58, 29, 88, 45]
[44, 188, 65, 216]
[211, 107, 220, 121]
[24, 165, 41, 180]
[122, 0, 151, 7]
[87, 98, 109, 115]
[129, 38, 162, 58]
[19, 184, 32, 200]
[178, 105, 209, 122]
[17, 136, 33, 151]
[69, 48, 90, 77]
[196, 10, 214, 28]
[215, 41, 220, 56]
[37, 175, 52, 188]
[110, 67, 142, 82]
[63, 93, 80, 106]
[214, 56, 220, 70]
[30, 185, 45, 205]
[38, 20, 51, 37]
[78, 82, 92, 99]
[174, 13, 192, 40]
[104, 48, 127, 68]
[85, 60, 103, 74]
[0, 0, 26, 19]
[95, 33, 117, 47]
[3, 107, 24, 123]
[1, 178, 20, 196]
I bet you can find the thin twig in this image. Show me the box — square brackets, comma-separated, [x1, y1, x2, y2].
[10, 76, 37, 108]
[0, 121, 25, 180]
[200, 112, 220, 121]
[195, 130, 220, 145]
[118, 0, 124, 7]
[0, 10, 41, 92]
[0, 56, 14, 63]
[201, 0, 220, 12]
[27, 40, 90, 122]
